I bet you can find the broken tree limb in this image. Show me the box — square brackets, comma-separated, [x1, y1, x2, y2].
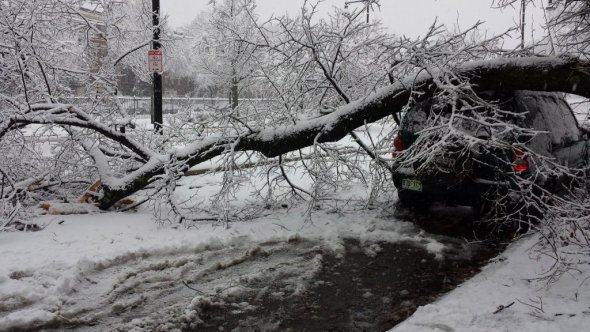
[10, 56, 590, 209]
[97, 55, 590, 209]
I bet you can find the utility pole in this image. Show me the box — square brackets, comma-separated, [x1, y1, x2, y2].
[344, 0, 374, 23]
[520, 0, 526, 51]
[151, 0, 163, 134]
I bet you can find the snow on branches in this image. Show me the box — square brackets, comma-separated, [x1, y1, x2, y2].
[1, 0, 590, 256]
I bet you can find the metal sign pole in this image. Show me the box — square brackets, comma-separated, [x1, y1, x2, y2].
[152, 0, 163, 134]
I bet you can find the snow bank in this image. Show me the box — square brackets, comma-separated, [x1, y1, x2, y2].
[391, 234, 590, 332]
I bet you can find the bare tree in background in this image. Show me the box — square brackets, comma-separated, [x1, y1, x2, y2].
[546, 0, 590, 58]
[178, 0, 261, 108]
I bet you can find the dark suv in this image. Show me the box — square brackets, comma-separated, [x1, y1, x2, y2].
[391, 90, 590, 212]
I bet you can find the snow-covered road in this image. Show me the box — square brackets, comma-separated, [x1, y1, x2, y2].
[2, 203, 590, 331]
[1, 206, 495, 331]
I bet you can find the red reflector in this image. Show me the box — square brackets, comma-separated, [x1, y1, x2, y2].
[392, 135, 404, 157]
[512, 146, 528, 172]
[393, 135, 404, 151]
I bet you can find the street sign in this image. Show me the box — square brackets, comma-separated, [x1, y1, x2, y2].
[148, 49, 163, 73]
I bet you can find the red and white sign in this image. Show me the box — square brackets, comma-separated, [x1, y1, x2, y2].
[148, 50, 163, 73]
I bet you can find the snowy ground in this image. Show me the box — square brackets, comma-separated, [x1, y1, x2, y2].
[2, 201, 590, 331]
[0, 204, 444, 331]
[393, 234, 590, 332]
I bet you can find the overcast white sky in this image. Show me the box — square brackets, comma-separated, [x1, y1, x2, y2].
[162, 0, 547, 44]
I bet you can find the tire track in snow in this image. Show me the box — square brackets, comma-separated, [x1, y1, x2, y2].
[1, 238, 325, 332]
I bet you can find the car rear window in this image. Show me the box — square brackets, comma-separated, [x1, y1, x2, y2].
[400, 107, 428, 134]
[399, 91, 582, 156]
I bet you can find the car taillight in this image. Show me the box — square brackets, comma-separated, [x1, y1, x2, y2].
[392, 135, 404, 157]
[512, 146, 529, 172]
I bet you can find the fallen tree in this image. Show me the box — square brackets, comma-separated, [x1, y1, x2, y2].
[12, 55, 588, 209]
[2, 0, 590, 220]
[2, 0, 589, 296]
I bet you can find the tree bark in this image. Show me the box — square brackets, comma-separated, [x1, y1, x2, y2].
[81, 56, 590, 209]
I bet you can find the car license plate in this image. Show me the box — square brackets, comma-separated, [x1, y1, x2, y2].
[402, 178, 422, 192]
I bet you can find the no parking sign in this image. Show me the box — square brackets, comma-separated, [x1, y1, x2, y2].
[148, 50, 163, 73]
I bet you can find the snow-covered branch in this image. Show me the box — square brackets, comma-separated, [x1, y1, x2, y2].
[90, 55, 590, 208]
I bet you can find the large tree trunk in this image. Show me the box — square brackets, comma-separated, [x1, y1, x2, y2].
[83, 56, 590, 209]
